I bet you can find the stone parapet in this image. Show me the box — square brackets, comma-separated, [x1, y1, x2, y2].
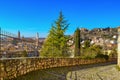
[0, 57, 116, 80]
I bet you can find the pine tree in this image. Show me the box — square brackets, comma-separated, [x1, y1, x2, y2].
[41, 12, 70, 57]
[74, 28, 80, 56]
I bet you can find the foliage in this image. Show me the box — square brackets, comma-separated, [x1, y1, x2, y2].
[109, 47, 117, 58]
[22, 50, 28, 57]
[95, 54, 109, 60]
[81, 40, 109, 60]
[74, 28, 80, 56]
[41, 12, 70, 57]
[81, 48, 95, 59]
[81, 44, 103, 59]
[84, 40, 90, 48]
[90, 45, 102, 54]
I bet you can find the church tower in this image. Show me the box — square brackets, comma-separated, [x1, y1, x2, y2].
[36, 32, 39, 47]
[117, 27, 120, 67]
[18, 31, 20, 39]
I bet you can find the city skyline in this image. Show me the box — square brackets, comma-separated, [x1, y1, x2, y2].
[0, 0, 120, 37]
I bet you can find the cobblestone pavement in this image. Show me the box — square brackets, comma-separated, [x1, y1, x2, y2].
[66, 64, 120, 80]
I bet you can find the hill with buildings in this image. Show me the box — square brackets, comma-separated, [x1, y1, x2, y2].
[79, 27, 117, 57]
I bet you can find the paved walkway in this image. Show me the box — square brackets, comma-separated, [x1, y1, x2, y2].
[66, 64, 120, 80]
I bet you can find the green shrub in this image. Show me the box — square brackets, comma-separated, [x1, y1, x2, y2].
[22, 50, 28, 57]
[95, 54, 109, 60]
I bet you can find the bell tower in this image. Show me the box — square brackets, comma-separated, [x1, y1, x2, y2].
[36, 32, 39, 47]
[18, 31, 20, 39]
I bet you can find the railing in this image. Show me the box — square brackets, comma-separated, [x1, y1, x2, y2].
[0, 57, 116, 80]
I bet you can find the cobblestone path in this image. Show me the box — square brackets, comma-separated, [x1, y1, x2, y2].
[66, 64, 120, 80]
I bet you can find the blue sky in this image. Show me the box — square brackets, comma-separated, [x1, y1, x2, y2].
[0, 0, 120, 37]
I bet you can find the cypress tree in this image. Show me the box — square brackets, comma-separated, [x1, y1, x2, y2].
[74, 28, 80, 56]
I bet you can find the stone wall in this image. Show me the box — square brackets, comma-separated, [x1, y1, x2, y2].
[0, 57, 116, 80]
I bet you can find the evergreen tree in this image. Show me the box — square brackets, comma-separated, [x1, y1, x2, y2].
[74, 28, 80, 56]
[41, 12, 70, 57]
